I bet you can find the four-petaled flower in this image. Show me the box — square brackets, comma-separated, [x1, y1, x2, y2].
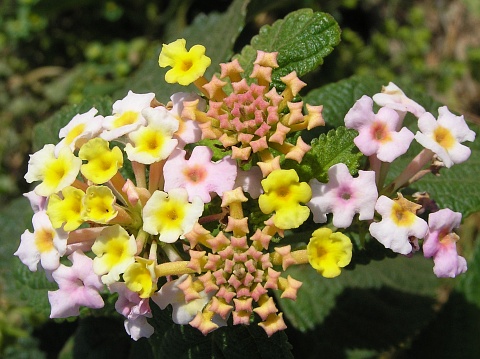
[158, 38, 211, 85]
[423, 208, 467, 278]
[308, 163, 378, 228]
[259, 169, 312, 229]
[369, 194, 429, 255]
[307, 228, 352, 278]
[415, 106, 476, 168]
[48, 251, 105, 318]
[344, 95, 414, 162]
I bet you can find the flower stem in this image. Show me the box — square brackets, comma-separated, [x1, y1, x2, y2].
[155, 261, 196, 278]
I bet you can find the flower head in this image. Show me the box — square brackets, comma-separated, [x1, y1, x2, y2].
[142, 188, 204, 243]
[152, 274, 211, 325]
[79, 138, 123, 184]
[259, 169, 311, 229]
[308, 163, 378, 228]
[423, 208, 467, 278]
[82, 185, 118, 223]
[101, 91, 155, 141]
[344, 95, 414, 162]
[124, 106, 179, 164]
[415, 106, 476, 168]
[369, 194, 428, 254]
[46, 186, 85, 231]
[15, 211, 68, 272]
[158, 38, 211, 85]
[25, 145, 81, 197]
[55, 107, 103, 156]
[163, 146, 237, 203]
[48, 250, 104, 318]
[169, 92, 205, 147]
[123, 258, 157, 298]
[92, 225, 137, 284]
[372, 82, 426, 118]
[307, 228, 352, 278]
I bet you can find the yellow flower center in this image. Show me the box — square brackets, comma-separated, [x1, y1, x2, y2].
[65, 123, 86, 145]
[390, 203, 416, 226]
[113, 111, 139, 128]
[35, 228, 55, 253]
[433, 126, 455, 149]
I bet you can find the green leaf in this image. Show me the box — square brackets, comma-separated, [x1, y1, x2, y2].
[236, 9, 341, 89]
[32, 96, 113, 151]
[123, 0, 250, 102]
[282, 126, 362, 182]
[276, 255, 440, 333]
[148, 302, 293, 359]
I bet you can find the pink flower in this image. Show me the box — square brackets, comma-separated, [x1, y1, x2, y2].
[15, 211, 67, 272]
[344, 95, 414, 162]
[163, 146, 237, 203]
[109, 282, 154, 340]
[423, 208, 467, 278]
[308, 163, 378, 228]
[48, 251, 104, 318]
[372, 82, 426, 118]
[169, 92, 205, 147]
[415, 106, 476, 168]
[369, 194, 428, 255]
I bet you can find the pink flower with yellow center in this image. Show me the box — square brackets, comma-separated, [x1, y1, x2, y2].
[259, 169, 312, 229]
[344, 95, 414, 162]
[163, 146, 237, 203]
[169, 92, 204, 147]
[423, 208, 467, 278]
[158, 38, 211, 86]
[15, 211, 68, 272]
[308, 163, 378, 228]
[415, 106, 476, 168]
[369, 194, 428, 255]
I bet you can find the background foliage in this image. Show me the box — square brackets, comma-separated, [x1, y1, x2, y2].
[1, 0, 479, 358]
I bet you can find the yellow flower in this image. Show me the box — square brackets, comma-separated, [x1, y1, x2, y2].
[124, 258, 157, 298]
[158, 38, 211, 86]
[78, 138, 123, 184]
[47, 186, 85, 231]
[92, 224, 137, 284]
[142, 188, 204, 243]
[258, 169, 312, 229]
[25, 144, 81, 197]
[82, 185, 118, 223]
[307, 228, 352, 278]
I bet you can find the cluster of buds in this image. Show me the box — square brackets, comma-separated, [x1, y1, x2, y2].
[15, 38, 475, 341]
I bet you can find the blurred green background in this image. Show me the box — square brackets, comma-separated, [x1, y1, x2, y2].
[1, 0, 479, 357]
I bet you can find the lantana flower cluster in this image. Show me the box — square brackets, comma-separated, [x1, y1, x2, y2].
[16, 39, 475, 340]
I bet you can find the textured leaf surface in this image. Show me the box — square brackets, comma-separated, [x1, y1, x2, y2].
[283, 126, 362, 183]
[122, 0, 250, 102]
[148, 302, 293, 359]
[236, 9, 341, 89]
